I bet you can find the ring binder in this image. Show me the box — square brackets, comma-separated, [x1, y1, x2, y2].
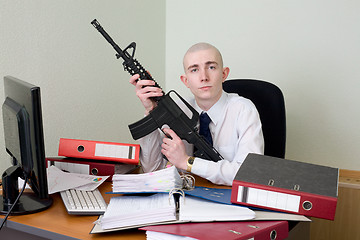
[231, 153, 339, 220]
[140, 220, 289, 240]
[169, 188, 185, 206]
[180, 174, 195, 190]
[46, 157, 138, 181]
[58, 138, 140, 165]
[97, 192, 255, 231]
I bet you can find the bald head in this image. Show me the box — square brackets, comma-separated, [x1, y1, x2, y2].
[183, 43, 224, 71]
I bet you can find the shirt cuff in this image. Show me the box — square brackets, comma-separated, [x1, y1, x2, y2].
[191, 157, 209, 178]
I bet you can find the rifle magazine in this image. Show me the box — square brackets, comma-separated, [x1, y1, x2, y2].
[128, 114, 158, 140]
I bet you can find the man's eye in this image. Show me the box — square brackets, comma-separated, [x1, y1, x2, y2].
[190, 68, 198, 73]
[209, 66, 216, 70]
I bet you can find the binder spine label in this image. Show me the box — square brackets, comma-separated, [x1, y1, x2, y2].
[237, 186, 300, 212]
[48, 160, 90, 174]
[95, 143, 135, 159]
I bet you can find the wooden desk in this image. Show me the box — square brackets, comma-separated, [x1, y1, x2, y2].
[0, 176, 228, 239]
[1, 175, 309, 240]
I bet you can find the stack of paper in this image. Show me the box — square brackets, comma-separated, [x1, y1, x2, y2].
[100, 193, 177, 230]
[112, 166, 184, 193]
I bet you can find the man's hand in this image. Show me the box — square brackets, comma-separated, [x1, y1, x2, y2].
[161, 128, 189, 170]
[129, 74, 163, 115]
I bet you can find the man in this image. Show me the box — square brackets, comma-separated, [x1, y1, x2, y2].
[129, 42, 264, 186]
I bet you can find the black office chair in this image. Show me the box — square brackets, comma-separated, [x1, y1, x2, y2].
[223, 79, 286, 158]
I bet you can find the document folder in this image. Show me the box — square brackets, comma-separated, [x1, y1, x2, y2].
[140, 220, 288, 240]
[58, 138, 140, 165]
[46, 157, 138, 181]
[231, 153, 339, 220]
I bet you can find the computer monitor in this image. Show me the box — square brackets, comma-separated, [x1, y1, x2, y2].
[1, 76, 52, 215]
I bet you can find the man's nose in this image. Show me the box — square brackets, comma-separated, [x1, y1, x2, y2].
[200, 69, 209, 82]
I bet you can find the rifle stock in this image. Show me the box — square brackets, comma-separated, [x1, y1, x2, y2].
[91, 19, 223, 162]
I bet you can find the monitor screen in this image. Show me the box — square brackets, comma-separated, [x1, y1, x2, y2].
[1, 76, 52, 215]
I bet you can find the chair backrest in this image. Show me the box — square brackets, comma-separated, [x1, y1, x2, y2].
[223, 79, 286, 158]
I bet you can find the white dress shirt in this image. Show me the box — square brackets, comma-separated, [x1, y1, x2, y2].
[138, 91, 264, 186]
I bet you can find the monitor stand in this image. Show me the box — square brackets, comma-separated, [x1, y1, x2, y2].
[0, 165, 52, 215]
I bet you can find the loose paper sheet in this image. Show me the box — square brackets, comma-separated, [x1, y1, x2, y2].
[46, 165, 109, 194]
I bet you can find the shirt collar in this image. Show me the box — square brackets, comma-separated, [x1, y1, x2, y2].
[194, 91, 228, 126]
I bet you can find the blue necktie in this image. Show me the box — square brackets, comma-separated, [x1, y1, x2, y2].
[199, 112, 213, 146]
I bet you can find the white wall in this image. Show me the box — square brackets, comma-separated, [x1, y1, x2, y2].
[1, 0, 359, 174]
[165, 0, 360, 170]
[0, 0, 165, 173]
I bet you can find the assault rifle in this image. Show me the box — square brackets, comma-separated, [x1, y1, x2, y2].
[91, 19, 223, 162]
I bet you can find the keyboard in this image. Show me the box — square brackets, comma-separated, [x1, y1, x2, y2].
[60, 188, 107, 215]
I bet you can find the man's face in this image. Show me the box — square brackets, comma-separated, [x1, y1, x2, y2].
[181, 48, 229, 105]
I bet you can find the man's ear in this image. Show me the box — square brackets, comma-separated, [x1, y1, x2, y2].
[180, 75, 189, 88]
[222, 67, 230, 82]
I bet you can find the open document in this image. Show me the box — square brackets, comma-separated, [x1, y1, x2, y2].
[47, 165, 109, 194]
[93, 193, 255, 232]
